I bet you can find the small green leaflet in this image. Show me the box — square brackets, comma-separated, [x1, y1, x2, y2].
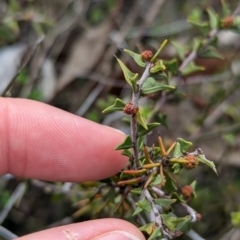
[142, 77, 175, 95]
[115, 136, 133, 150]
[116, 57, 138, 91]
[135, 197, 151, 213]
[177, 138, 193, 152]
[198, 154, 218, 175]
[139, 222, 155, 235]
[135, 111, 148, 130]
[124, 49, 145, 67]
[138, 122, 160, 137]
[206, 7, 219, 30]
[154, 198, 176, 209]
[181, 62, 205, 76]
[151, 39, 168, 62]
[102, 98, 125, 113]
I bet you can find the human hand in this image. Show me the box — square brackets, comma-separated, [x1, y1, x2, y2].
[0, 98, 145, 240]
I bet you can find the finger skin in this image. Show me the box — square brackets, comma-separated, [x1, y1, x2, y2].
[16, 219, 145, 240]
[0, 98, 127, 182]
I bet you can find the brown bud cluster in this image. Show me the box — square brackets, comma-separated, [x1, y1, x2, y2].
[184, 155, 199, 169]
[123, 102, 139, 115]
[141, 50, 153, 62]
[181, 185, 193, 200]
[221, 16, 233, 29]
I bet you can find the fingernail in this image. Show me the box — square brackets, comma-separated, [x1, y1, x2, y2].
[94, 230, 141, 240]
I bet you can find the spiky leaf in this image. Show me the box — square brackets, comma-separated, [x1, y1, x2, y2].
[177, 138, 193, 152]
[181, 62, 205, 76]
[199, 46, 224, 59]
[136, 198, 151, 213]
[116, 57, 138, 91]
[148, 228, 162, 240]
[151, 39, 168, 62]
[139, 222, 155, 235]
[154, 198, 177, 209]
[187, 20, 210, 36]
[121, 149, 132, 157]
[198, 154, 218, 175]
[102, 98, 125, 113]
[132, 206, 143, 216]
[131, 187, 142, 195]
[135, 111, 148, 130]
[115, 136, 133, 150]
[124, 49, 145, 67]
[150, 60, 166, 73]
[142, 77, 175, 95]
[173, 142, 182, 158]
[138, 122, 160, 137]
[206, 8, 219, 30]
[164, 58, 178, 75]
[176, 217, 192, 233]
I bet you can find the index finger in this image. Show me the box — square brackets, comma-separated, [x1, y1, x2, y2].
[0, 98, 127, 182]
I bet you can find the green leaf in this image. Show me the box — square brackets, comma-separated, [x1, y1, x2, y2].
[102, 98, 125, 113]
[164, 58, 178, 75]
[193, 38, 202, 52]
[130, 187, 142, 195]
[176, 217, 192, 233]
[124, 49, 145, 67]
[199, 46, 224, 59]
[173, 142, 182, 158]
[115, 136, 133, 150]
[132, 206, 143, 216]
[137, 135, 145, 149]
[172, 192, 186, 203]
[172, 163, 182, 173]
[157, 113, 168, 128]
[139, 222, 155, 235]
[171, 40, 190, 60]
[181, 62, 205, 76]
[190, 180, 197, 197]
[187, 20, 210, 36]
[222, 1, 231, 16]
[150, 60, 166, 73]
[151, 39, 168, 62]
[116, 57, 138, 91]
[138, 122, 160, 137]
[148, 227, 161, 240]
[142, 77, 175, 95]
[136, 198, 151, 213]
[135, 111, 148, 130]
[151, 71, 168, 81]
[121, 149, 133, 157]
[198, 154, 218, 175]
[188, 8, 202, 22]
[150, 175, 162, 186]
[177, 138, 193, 152]
[207, 8, 219, 30]
[154, 198, 176, 209]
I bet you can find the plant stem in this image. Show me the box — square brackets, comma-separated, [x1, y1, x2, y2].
[143, 188, 174, 239]
[131, 63, 151, 169]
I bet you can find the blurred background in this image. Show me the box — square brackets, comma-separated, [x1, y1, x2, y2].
[1, 0, 240, 239]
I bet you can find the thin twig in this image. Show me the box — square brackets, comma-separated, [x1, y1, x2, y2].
[131, 63, 151, 169]
[0, 182, 26, 225]
[0, 225, 18, 239]
[143, 188, 174, 239]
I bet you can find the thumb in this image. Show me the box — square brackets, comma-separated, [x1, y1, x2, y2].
[16, 219, 145, 240]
